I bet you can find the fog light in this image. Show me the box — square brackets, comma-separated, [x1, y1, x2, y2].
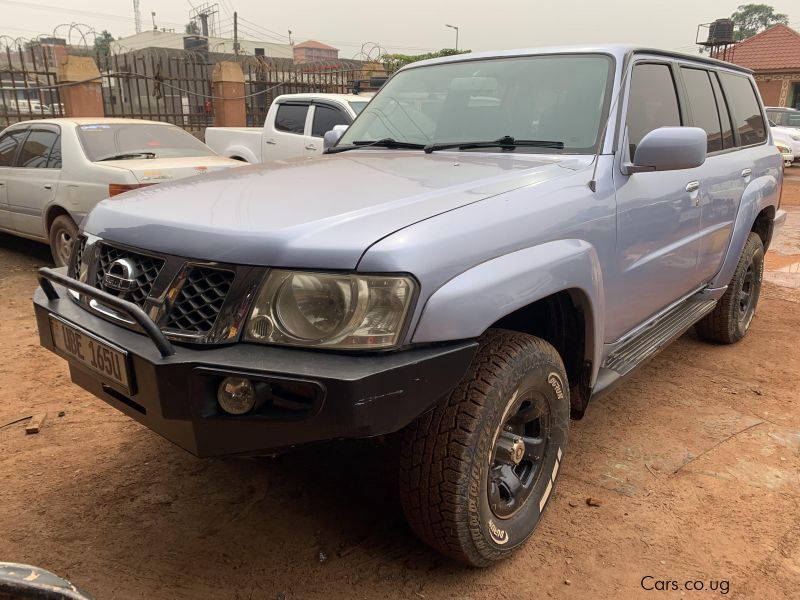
[217, 377, 256, 415]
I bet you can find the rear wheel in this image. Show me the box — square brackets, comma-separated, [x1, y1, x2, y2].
[399, 329, 570, 566]
[696, 232, 764, 344]
[48, 215, 78, 268]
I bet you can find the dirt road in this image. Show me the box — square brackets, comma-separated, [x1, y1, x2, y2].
[1, 173, 799, 599]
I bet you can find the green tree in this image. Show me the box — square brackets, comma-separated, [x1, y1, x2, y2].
[185, 21, 201, 35]
[93, 30, 115, 57]
[383, 48, 470, 73]
[731, 3, 789, 41]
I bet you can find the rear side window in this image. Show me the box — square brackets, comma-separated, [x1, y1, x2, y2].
[311, 104, 350, 138]
[709, 73, 735, 149]
[719, 73, 766, 146]
[275, 104, 309, 134]
[626, 63, 682, 156]
[681, 68, 723, 153]
[0, 129, 28, 167]
[17, 129, 60, 168]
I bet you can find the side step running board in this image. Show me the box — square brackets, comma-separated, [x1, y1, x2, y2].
[593, 298, 717, 398]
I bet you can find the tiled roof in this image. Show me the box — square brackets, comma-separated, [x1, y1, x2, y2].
[726, 24, 800, 71]
[294, 40, 338, 51]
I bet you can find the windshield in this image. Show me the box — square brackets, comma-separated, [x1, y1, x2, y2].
[348, 101, 369, 115]
[77, 123, 215, 161]
[340, 54, 613, 153]
[767, 109, 800, 128]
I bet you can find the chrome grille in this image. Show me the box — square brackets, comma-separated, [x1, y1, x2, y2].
[95, 244, 165, 308]
[70, 236, 86, 278]
[166, 267, 235, 333]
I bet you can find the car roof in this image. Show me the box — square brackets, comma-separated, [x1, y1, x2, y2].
[401, 44, 753, 74]
[3, 117, 182, 128]
[273, 93, 367, 103]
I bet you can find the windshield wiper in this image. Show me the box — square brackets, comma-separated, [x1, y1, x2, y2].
[325, 138, 426, 154]
[423, 136, 564, 154]
[97, 152, 157, 161]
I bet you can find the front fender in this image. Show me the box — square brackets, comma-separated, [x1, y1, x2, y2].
[412, 239, 604, 383]
[709, 172, 780, 289]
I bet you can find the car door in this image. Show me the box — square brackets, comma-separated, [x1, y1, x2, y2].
[0, 127, 29, 230]
[607, 59, 703, 341]
[7, 125, 62, 237]
[265, 101, 311, 160]
[305, 102, 352, 156]
[678, 67, 748, 282]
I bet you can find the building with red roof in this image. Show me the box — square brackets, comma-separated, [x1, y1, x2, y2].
[293, 40, 339, 64]
[724, 24, 800, 108]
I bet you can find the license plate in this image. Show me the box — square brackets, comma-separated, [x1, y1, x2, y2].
[49, 316, 132, 394]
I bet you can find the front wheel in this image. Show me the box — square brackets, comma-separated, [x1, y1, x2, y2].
[399, 330, 570, 566]
[48, 215, 78, 268]
[695, 232, 764, 344]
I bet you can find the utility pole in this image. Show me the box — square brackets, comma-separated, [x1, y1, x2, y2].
[151, 11, 157, 31]
[133, 0, 142, 34]
[233, 11, 240, 55]
[199, 12, 210, 37]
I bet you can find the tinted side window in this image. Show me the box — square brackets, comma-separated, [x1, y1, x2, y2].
[17, 130, 59, 168]
[719, 73, 766, 146]
[47, 135, 62, 168]
[681, 68, 723, 153]
[311, 105, 349, 138]
[709, 73, 734, 149]
[627, 63, 682, 156]
[0, 130, 28, 167]
[275, 104, 309, 134]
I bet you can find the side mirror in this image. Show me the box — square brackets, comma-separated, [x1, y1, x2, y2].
[624, 126, 707, 174]
[323, 124, 349, 151]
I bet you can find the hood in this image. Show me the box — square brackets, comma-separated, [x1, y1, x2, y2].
[100, 155, 242, 183]
[84, 151, 588, 268]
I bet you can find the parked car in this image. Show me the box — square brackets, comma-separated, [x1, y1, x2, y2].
[776, 141, 795, 166]
[34, 45, 785, 566]
[205, 93, 369, 162]
[0, 118, 242, 266]
[767, 106, 800, 163]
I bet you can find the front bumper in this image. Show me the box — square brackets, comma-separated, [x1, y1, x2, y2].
[34, 275, 477, 457]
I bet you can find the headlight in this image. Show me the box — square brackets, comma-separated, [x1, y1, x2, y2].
[244, 270, 416, 349]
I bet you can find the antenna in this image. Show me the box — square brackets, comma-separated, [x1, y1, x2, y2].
[133, 0, 142, 34]
[588, 58, 632, 192]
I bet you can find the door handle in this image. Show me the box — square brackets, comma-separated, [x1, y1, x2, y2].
[44, 184, 53, 190]
[685, 181, 700, 193]
[741, 168, 752, 178]
[305, 145, 317, 151]
[265, 139, 277, 145]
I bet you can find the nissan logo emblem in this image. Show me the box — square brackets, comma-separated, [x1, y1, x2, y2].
[103, 258, 139, 292]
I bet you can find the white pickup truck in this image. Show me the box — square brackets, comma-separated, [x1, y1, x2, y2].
[205, 93, 370, 163]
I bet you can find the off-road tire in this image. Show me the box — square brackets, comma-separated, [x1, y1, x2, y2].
[695, 232, 764, 344]
[48, 215, 78, 268]
[399, 329, 570, 567]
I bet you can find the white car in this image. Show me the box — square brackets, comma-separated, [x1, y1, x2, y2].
[776, 141, 795, 167]
[0, 118, 242, 265]
[205, 93, 370, 163]
[767, 106, 800, 162]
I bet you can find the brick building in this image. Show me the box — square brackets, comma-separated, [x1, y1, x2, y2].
[724, 24, 800, 109]
[293, 40, 339, 64]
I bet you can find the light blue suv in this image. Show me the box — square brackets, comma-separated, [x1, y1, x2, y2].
[34, 45, 786, 566]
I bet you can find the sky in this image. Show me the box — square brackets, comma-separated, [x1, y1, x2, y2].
[1, 0, 798, 59]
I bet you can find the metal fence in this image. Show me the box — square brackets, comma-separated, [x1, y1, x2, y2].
[98, 49, 214, 135]
[243, 59, 362, 127]
[0, 43, 64, 129]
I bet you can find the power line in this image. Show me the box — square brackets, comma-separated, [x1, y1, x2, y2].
[0, 0, 186, 29]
